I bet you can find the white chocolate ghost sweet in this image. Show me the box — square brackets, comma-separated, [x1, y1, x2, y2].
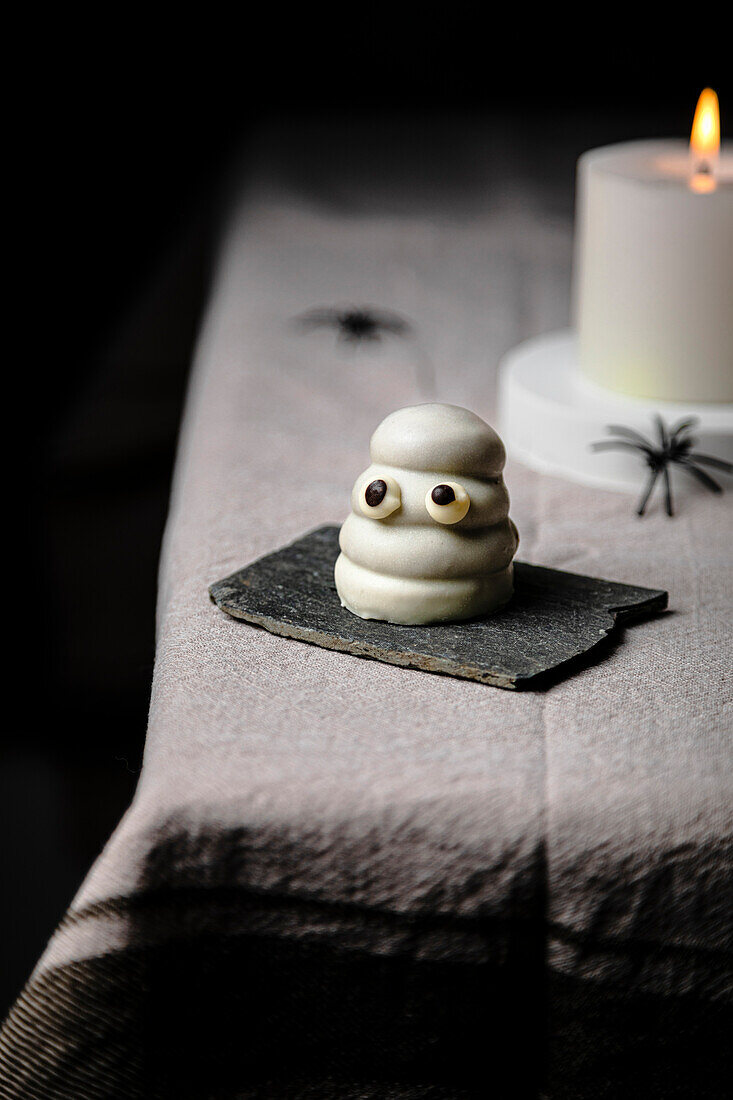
[335, 403, 519, 625]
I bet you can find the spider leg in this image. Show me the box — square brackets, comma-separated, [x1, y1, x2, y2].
[663, 465, 674, 516]
[676, 459, 723, 493]
[295, 309, 339, 330]
[606, 424, 655, 448]
[655, 415, 669, 451]
[637, 467, 659, 516]
[382, 320, 410, 336]
[591, 440, 654, 458]
[670, 416, 699, 441]
[687, 453, 733, 474]
[371, 309, 410, 330]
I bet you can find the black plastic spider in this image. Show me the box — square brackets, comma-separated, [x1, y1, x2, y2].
[296, 306, 410, 343]
[591, 416, 733, 517]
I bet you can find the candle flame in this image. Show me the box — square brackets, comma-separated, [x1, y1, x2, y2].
[690, 88, 720, 192]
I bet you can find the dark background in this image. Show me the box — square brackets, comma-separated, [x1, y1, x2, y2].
[3, 21, 730, 1017]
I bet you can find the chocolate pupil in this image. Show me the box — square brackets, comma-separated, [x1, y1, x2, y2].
[431, 484, 456, 506]
[365, 479, 388, 507]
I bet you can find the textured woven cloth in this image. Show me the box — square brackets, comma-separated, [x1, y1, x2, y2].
[2, 121, 732, 1098]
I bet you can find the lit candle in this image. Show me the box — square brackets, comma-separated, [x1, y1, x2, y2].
[689, 87, 720, 192]
[573, 89, 733, 403]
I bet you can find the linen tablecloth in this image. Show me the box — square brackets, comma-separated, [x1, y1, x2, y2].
[2, 120, 731, 1098]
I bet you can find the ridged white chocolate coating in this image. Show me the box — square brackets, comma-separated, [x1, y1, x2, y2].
[370, 403, 506, 478]
[335, 404, 519, 625]
[339, 514, 517, 579]
[335, 555, 514, 625]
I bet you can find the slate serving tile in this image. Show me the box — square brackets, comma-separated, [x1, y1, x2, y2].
[209, 526, 668, 690]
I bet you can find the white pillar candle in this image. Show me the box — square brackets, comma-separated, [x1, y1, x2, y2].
[573, 135, 733, 403]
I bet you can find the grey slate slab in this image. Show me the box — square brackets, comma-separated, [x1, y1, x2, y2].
[209, 525, 668, 689]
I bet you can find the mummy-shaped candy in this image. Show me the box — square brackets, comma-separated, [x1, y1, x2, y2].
[335, 403, 519, 624]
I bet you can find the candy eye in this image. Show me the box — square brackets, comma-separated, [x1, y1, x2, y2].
[359, 475, 401, 519]
[425, 481, 470, 524]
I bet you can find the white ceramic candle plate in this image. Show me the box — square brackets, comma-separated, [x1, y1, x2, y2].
[498, 330, 733, 493]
